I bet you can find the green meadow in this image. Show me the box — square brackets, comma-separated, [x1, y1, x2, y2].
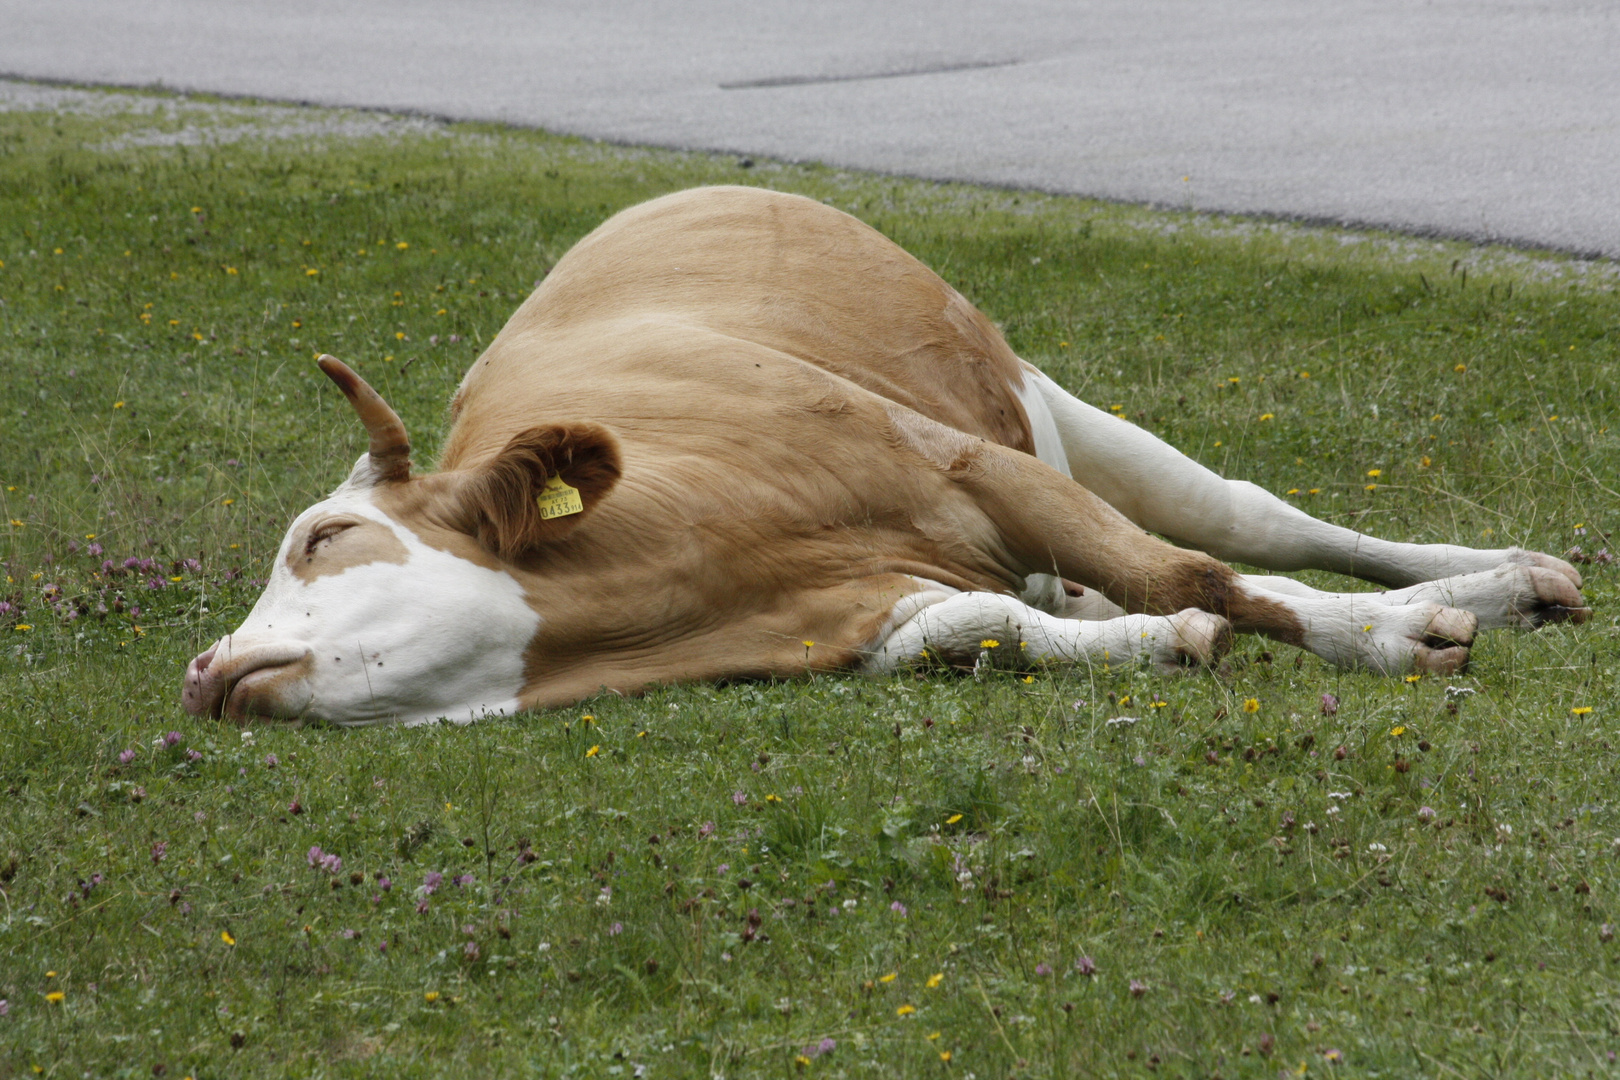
[1, 84, 1618, 1078]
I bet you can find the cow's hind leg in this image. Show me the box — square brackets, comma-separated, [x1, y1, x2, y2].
[1242, 565, 1587, 630]
[860, 591, 1232, 676]
[887, 399, 1480, 675]
[1062, 567, 1586, 632]
[1021, 366, 1583, 592]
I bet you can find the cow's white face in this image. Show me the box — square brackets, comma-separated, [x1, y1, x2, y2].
[183, 457, 540, 726]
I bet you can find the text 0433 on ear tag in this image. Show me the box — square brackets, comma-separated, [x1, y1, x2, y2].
[536, 475, 584, 519]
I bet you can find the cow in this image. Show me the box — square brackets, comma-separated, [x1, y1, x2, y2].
[182, 186, 1588, 726]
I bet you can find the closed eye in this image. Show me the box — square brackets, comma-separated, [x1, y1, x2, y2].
[304, 521, 358, 556]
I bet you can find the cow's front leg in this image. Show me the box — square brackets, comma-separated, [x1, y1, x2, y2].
[860, 591, 1231, 676]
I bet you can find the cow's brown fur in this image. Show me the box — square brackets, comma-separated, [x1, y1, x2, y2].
[287, 518, 409, 584]
[364, 186, 1305, 705]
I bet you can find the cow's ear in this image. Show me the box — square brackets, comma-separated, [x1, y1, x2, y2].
[454, 423, 622, 557]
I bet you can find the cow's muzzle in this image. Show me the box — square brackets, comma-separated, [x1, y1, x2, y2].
[183, 638, 314, 722]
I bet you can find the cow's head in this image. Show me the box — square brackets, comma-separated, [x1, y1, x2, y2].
[182, 356, 620, 725]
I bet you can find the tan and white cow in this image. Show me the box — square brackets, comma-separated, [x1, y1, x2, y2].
[182, 186, 1588, 726]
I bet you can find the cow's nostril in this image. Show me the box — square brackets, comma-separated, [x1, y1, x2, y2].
[182, 639, 309, 721]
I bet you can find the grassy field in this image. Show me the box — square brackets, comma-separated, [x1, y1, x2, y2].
[2, 83, 1619, 1078]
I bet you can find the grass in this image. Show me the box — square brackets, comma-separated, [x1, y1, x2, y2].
[2, 83, 1619, 1078]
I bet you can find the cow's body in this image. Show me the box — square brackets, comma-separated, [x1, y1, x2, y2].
[183, 187, 1587, 725]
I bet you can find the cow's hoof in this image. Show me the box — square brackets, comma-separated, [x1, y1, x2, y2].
[1515, 565, 1591, 628]
[1166, 609, 1232, 670]
[1422, 605, 1477, 648]
[1505, 547, 1583, 590]
[1413, 606, 1476, 675]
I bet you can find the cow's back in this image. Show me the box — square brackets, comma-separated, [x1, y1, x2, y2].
[447, 186, 1035, 458]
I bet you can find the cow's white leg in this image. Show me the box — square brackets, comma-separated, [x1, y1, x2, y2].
[1019, 366, 1582, 591]
[860, 590, 1231, 676]
[1051, 576, 1475, 673]
[1241, 565, 1586, 631]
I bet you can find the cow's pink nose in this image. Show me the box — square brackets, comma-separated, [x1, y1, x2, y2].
[182, 644, 222, 717]
[182, 638, 311, 720]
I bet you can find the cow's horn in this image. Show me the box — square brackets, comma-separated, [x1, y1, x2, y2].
[317, 355, 412, 482]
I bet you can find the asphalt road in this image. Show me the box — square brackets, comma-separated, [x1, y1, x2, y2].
[2, 0, 1616, 258]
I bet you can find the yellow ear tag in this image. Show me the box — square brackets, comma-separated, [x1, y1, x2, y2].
[535, 475, 584, 520]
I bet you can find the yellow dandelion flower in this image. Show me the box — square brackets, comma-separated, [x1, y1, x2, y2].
[113, 401, 125, 409]
[53, 247, 63, 255]
[1573, 706, 1593, 715]
[1059, 340, 1069, 348]
[1021, 675, 1035, 684]
[46, 991, 65, 1003]
[1308, 487, 1321, 494]
[45, 972, 56, 978]
[168, 318, 179, 325]
[897, 1004, 916, 1016]
[926, 972, 944, 988]
[306, 268, 319, 276]
[1242, 698, 1259, 713]
[15, 624, 32, 632]
[636, 730, 648, 738]
[221, 930, 236, 945]
[946, 813, 963, 825]
[1453, 364, 1467, 374]
[222, 498, 235, 506]
[795, 1055, 812, 1067]
[585, 745, 600, 758]
[190, 206, 201, 213]
[436, 308, 447, 315]
[396, 241, 409, 250]
[225, 266, 238, 275]
[1364, 483, 1378, 491]
[1420, 455, 1432, 467]
[1228, 376, 1240, 383]
[765, 793, 782, 804]
[395, 331, 406, 341]
[1213, 440, 1223, 447]
[1259, 413, 1275, 421]
[424, 991, 440, 1003]
[879, 972, 898, 983]
[940, 1051, 952, 1062]
[1150, 700, 1168, 708]
[7, 519, 22, 527]
[192, 331, 204, 342]
[1298, 370, 1310, 378]
[1366, 469, 1382, 478]
[979, 639, 999, 648]
[1404, 674, 1421, 683]
[1390, 726, 1406, 736]
[1286, 488, 1300, 495]
[582, 714, 595, 724]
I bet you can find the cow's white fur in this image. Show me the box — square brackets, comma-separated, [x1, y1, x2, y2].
[861, 585, 1225, 675]
[875, 366, 1557, 675]
[220, 456, 537, 726]
[1021, 367, 1549, 585]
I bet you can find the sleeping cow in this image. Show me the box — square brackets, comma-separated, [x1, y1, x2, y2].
[182, 186, 1588, 726]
